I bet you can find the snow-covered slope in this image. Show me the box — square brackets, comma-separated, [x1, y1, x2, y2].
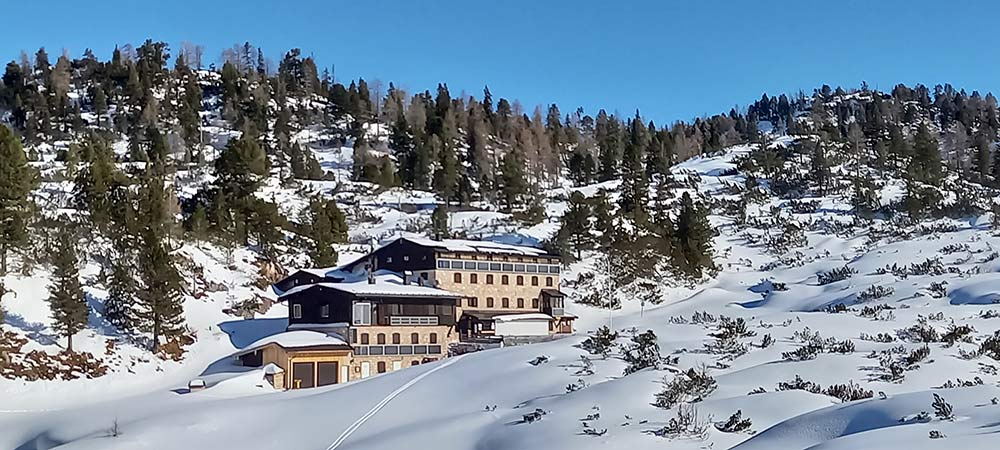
[9, 142, 1000, 450]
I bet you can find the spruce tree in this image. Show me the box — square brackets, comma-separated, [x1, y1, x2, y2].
[104, 247, 137, 333]
[135, 228, 184, 352]
[555, 191, 592, 259]
[47, 227, 88, 352]
[671, 193, 715, 279]
[908, 122, 942, 185]
[307, 211, 338, 268]
[430, 205, 450, 240]
[0, 125, 35, 275]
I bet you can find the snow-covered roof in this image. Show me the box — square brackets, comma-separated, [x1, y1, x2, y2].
[400, 237, 548, 256]
[262, 363, 285, 374]
[493, 313, 554, 322]
[238, 330, 349, 355]
[278, 271, 461, 299]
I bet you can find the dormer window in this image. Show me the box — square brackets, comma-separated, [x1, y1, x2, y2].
[386, 256, 393, 263]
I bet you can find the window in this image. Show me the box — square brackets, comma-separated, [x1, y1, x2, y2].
[477, 262, 489, 270]
[502, 298, 510, 308]
[502, 263, 514, 272]
[352, 302, 372, 325]
[377, 362, 386, 373]
[454, 273, 462, 283]
[470, 273, 478, 284]
[411, 333, 419, 344]
[517, 298, 524, 308]
[468, 297, 479, 307]
[377, 333, 386, 345]
[292, 304, 302, 319]
[486, 274, 494, 284]
[403, 255, 410, 261]
[421, 272, 429, 280]
[532, 298, 539, 309]
[489, 263, 501, 271]
[392, 333, 401, 344]
[464, 261, 476, 270]
[514, 264, 525, 272]
[361, 333, 370, 345]
[516, 275, 524, 286]
[487, 297, 495, 308]
[386, 256, 393, 263]
[502, 275, 509, 285]
[546, 277, 553, 287]
[457, 297, 463, 307]
[526, 264, 537, 273]
[437, 260, 449, 269]
[320, 304, 330, 318]
[351, 329, 358, 344]
[430, 333, 438, 344]
[531, 276, 539, 286]
[411, 360, 420, 366]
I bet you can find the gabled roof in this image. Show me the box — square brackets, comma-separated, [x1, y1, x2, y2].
[278, 270, 462, 299]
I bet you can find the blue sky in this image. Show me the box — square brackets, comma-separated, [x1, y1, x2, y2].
[3, 0, 997, 123]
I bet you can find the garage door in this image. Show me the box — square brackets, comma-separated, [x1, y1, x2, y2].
[292, 362, 315, 389]
[317, 362, 339, 386]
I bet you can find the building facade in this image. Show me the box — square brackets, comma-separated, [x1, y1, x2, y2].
[240, 237, 573, 389]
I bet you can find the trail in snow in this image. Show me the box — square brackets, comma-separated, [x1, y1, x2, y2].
[326, 354, 468, 450]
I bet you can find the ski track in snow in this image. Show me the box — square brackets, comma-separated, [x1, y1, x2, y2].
[326, 354, 467, 450]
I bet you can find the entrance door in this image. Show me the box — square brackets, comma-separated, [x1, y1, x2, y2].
[317, 362, 339, 386]
[361, 361, 371, 378]
[292, 362, 315, 389]
[391, 361, 402, 371]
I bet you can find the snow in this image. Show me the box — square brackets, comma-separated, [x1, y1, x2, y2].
[396, 237, 549, 256]
[239, 330, 349, 353]
[493, 313, 554, 322]
[278, 271, 462, 298]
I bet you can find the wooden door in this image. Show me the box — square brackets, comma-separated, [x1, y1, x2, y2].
[317, 362, 339, 386]
[292, 362, 315, 389]
[361, 361, 371, 378]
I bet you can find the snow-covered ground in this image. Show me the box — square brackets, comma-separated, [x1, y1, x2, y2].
[7, 141, 1000, 450]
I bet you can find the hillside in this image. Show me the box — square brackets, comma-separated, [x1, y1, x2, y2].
[5, 43, 1000, 449]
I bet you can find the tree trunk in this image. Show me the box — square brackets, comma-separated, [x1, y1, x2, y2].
[67, 333, 73, 353]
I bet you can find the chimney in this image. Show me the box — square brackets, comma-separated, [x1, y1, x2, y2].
[403, 270, 413, 285]
[366, 263, 375, 284]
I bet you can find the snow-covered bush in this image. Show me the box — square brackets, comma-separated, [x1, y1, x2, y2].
[857, 285, 894, 302]
[580, 326, 618, 358]
[932, 393, 954, 420]
[817, 266, 857, 285]
[941, 323, 975, 346]
[655, 404, 710, 440]
[782, 341, 823, 361]
[654, 366, 717, 408]
[777, 375, 821, 394]
[824, 381, 873, 402]
[715, 410, 752, 433]
[621, 330, 661, 375]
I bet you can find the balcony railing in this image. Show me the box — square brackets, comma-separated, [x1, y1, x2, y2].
[389, 316, 440, 326]
[354, 344, 443, 356]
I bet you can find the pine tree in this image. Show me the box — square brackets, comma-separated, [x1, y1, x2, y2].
[498, 149, 528, 212]
[430, 205, 450, 240]
[307, 201, 338, 268]
[672, 192, 715, 279]
[554, 191, 592, 259]
[909, 122, 942, 185]
[47, 227, 88, 352]
[135, 228, 184, 352]
[104, 247, 137, 333]
[0, 125, 36, 275]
